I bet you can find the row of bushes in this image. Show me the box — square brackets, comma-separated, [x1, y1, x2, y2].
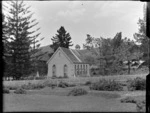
[127, 77, 146, 91]
[89, 79, 123, 91]
[4, 77, 146, 93]
[4, 81, 77, 92]
[86, 77, 146, 91]
[3, 87, 27, 94]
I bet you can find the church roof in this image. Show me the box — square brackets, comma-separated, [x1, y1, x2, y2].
[60, 47, 88, 64]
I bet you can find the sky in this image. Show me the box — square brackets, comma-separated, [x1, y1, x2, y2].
[3, 1, 145, 49]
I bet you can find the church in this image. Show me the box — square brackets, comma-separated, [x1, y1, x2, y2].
[47, 47, 90, 78]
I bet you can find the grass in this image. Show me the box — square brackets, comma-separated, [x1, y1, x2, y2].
[3, 87, 137, 112]
[3, 74, 146, 112]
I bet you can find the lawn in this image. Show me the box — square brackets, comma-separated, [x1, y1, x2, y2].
[3, 73, 147, 112]
[4, 86, 142, 112]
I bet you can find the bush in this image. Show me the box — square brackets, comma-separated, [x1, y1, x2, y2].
[3, 87, 10, 94]
[136, 100, 146, 112]
[58, 81, 68, 88]
[58, 81, 76, 88]
[68, 88, 88, 96]
[21, 83, 45, 90]
[127, 77, 146, 91]
[90, 79, 123, 91]
[14, 88, 27, 94]
[120, 97, 136, 103]
[6, 86, 19, 90]
[85, 81, 92, 85]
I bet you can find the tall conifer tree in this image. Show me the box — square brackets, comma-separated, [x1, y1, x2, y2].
[4, 0, 43, 79]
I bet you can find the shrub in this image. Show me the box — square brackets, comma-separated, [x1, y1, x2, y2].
[127, 77, 146, 91]
[6, 86, 19, 90]
[136, 100, 146, 112]
[14, 88, 27, 94]
[58, 81, 76, 88]
[32, 83, 45, 89]
[21, 83, 45, 90]
[85, 81, 92, 85]
[58, 81, 68, 88]
[68, 88, 88, 96]
[120, 97, 136, 103]
[90, 79, 123, 91]
[3, 87, 10, 94]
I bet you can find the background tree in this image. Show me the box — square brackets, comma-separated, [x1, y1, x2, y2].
[75, 44, 80, 50]
[83, 32, 141, 75]
[50, 26, 73, 51]
[3, 0, 43, 79]
[134, 4, 149, 67]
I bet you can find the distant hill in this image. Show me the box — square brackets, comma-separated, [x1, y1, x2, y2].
[33, 45, 98, 62]
[31, 45, 54, 62]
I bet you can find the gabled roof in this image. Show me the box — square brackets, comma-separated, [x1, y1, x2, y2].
[60, 47, 88, 64]
[47, 47, 90, 64]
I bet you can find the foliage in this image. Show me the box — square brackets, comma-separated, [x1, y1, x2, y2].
[127, 77, 146, 91]
[85, 80, 92, 85]
[21, 82, 45, 90]
[120, 97, 136, 103]
[6, 86, 19, 90]
[3, 87, 10, 94]
[90, 79, 123, 91]
[134, 4, 149, 67]
[136, 100, 146, 112]
[43, 81, 57, 88]
[50, 26, 73, 51]
[3, 0, 43, 79]
[58, 81, 76, 88]
[83, 32, 142, 75]
[68, 88, 88, 96]
[14, 88, 27, 94]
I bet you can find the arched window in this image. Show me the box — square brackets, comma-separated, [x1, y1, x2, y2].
[52, 65, 56, 77]
[64, 64, 68, 77]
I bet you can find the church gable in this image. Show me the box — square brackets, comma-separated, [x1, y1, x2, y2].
[47, 47, 73, 64]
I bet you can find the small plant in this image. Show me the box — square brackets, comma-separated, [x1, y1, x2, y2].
[14, 88, 27, 94]
[127, 77, 146, 91]
[3, 87, 10, 94]
[90, 79, 123, 91]
[68, 88, 88, 96]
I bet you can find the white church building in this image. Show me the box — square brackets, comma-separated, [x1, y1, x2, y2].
[47, 47, 90, 78]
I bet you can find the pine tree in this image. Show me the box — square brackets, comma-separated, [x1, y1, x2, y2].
[4, 0, 42, 79]
[2, 13, 13, 78]
[51, 26, 73, 51]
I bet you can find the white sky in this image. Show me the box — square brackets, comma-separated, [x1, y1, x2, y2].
[3, 1, 145, 49]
